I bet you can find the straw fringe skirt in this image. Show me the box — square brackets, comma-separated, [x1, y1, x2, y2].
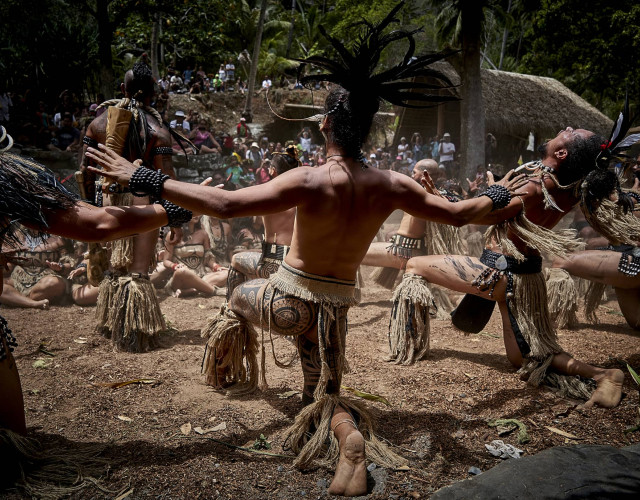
[201, 262, 406, 469]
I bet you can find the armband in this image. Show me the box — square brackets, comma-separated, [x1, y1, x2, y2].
[481, 184, 511, 211]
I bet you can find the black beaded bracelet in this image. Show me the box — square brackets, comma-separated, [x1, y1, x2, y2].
[628, 191, 640, 204]
[481, 184, 511, 211]
[129, 167, 170, 198]
[158, 199, 193, 227]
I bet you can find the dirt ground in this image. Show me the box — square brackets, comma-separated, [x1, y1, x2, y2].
[3, 267, 640, 499]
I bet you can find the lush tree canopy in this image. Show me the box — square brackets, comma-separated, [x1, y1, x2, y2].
[1, 0, 638, 119]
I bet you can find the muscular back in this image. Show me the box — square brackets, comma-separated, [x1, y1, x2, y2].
[286, 159, 421, 279]
[81, 108, 174, 201]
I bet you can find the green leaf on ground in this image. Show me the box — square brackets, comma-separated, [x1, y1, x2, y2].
[488, 418, 530, 444]
[342, 385, 391, 406]
[627, 364, 640, 387]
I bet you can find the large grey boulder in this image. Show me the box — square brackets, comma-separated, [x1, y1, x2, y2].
[431, 444, 640, 499]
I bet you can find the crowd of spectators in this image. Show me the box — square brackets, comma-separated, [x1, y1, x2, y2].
[0, 76, 500, 202]
[0, 77, 507, 309]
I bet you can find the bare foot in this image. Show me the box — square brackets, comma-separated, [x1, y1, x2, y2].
[37, 299, 49, 310]
[584, 369, 624, 408]
[328, 424, 367, 496]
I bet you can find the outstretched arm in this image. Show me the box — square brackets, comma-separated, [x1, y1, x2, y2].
[35, 202, 168, 243]
[86, 144, 311, 218]
[395, 170, 527, 226]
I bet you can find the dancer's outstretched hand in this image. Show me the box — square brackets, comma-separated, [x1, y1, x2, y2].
[489, 169, 528, 197]
[421, 171, 443, 197]
[86, 144, 137, 186]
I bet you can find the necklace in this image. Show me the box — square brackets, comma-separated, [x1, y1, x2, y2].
[326, 154, 345, 160]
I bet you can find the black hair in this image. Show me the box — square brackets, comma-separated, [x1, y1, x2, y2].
[323, 87, 379, 161]
[125, 62, 155, 99]
[555, 133, 605, 186]
[272, 151, 299, 175]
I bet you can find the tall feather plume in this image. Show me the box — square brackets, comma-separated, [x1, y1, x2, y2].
[583, 93, 640, 214]
[596, 92, 640, 172]
[295, 1, 458, 109]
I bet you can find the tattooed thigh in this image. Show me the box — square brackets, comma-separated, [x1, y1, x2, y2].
[231, 252, 261, 278]
[260, 286, 318, 337]
[229, 279, 269, 324]
[256, 259, 281, 279]
[226, 267, 246, 300]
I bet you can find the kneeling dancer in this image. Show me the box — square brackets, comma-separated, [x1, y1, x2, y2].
[87, 5, 527, 495]
[391, 113, 639, 407]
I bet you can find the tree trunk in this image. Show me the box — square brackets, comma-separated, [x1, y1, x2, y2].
[243, 0, 268, 122]
[498, 0, 512, 70]
[96, 0, 115, 99]
[150, 12, 161, 80]
[285, 0, 296, 58]
[459, 0, 485, 181]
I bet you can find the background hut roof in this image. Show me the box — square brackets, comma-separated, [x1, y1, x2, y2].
[480, 69, 613, 139]
[410, 63, 613, 140]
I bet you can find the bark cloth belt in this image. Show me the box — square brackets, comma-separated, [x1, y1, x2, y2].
[261, 241, 290, 262]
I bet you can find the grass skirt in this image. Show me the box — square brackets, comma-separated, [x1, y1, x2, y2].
[95, 273, 164, 352]
[545, 268, 579, 329]
[388, 273, 434, 365]
[0, 428, 112, 499]
[511, 273, 593, 400]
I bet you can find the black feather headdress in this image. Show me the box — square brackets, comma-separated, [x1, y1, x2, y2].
[595, 93, 640, 172]
[295, 1, 458, 110]
[583, 93, 640, 214]
[0, 127, 78, 249]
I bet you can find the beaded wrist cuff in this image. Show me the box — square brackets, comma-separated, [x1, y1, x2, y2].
[129, 167, 170, 198]
[481, 184, 511, 211]
[158, 199, 192, 227]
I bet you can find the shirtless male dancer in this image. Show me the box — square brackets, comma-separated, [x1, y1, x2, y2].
[81, 62, 176, 351]
[225, 145, 299, 299]
[362, 158, 461, 321]
[87, 6, 527, 495]
[362, 160, 433, 286]
[393, 125, 630, 409]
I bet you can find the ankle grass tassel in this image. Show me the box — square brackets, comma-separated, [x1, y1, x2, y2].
[388, 273, 434, 365]
[201, 304, 260, 395]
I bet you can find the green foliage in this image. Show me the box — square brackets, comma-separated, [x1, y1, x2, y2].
[0, 0, 637, 118]
[322, 0, 438, 72]
[0, 0, 97, 100]
[520, 0, 640, 118]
